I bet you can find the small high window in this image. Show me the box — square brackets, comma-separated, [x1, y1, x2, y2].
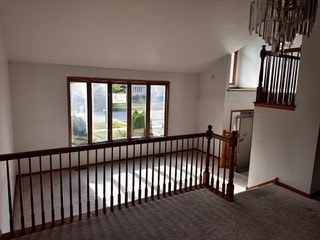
[229, 51, 238, 87]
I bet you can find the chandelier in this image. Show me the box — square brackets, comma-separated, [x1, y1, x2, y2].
[249, 0, 318, 53]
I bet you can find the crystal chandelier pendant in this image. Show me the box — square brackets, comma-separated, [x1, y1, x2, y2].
[249, 0, 318, 53]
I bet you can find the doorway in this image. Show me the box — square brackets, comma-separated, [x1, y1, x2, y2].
[230, 110, 254, 173]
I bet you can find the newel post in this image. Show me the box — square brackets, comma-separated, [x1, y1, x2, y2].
[203, 125, 213, 188]
[256, 45, 267, 103]
[226, 131, 238, 202]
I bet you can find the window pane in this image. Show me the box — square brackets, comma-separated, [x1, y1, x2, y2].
[150, 85, 165, 136]
[132, 85, 146, 138]
[92, 83, 108, 142]
[229, 53, 235, 84]
[112, 84, 127, 139]
[70, 82, 88, 145]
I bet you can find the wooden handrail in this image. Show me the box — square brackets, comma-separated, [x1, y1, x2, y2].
[266, 47, 301, 55]
[0, 132, 229, 161]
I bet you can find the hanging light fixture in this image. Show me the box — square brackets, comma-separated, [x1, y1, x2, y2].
[249, 0, 318, 53]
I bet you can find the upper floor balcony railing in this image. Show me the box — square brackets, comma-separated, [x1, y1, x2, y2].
[255, 45, 301, 110]
[0, 126, 237, 239]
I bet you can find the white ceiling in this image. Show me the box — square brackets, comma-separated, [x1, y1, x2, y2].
[0, 0, 255, 74]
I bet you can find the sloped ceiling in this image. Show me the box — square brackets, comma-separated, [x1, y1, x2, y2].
[0, 0, 255, 73]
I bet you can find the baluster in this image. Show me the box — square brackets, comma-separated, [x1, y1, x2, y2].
[49, 155, 55, 226]
[77, 152, 82, 220]
[279, 57, 288, 104]
[270, 56, 277, 103]
[222, 141, 228, 195]
[168, 140, 173, 195]
[18, 158, 25, 233]
[289, 58, 296, 104]
[216, 140, 221, 192]
[68, 153, 73, 222]
[125, 145, 129, 207]
[86, 151, 90, 218]
[145, 143, 149, 202]
[110, 147, 114, 212]
[204, 125, 213, 188]
[132, 144, 136, 206]
[268, 56, 274, 102]
[28, 157, 36, 231]
[184, 139, 189, 191]
[151, 142, 155, 200]
[291, 54, 300, 106]
[190, 138, 195, 190]
[195, 137, 200, 188]
[200, 137, 205, 187]
[267, 56, 273, 103]
[274, 56, 281, 104]
[210, 138, 215, 189]
[118, 146, 121, 210]
[39, 156, 45, 229]
[6, 160, 14, 236]
[179, 139, 184, 192]
[103, 148, 106, 213]
[157, 142, 161, 198]
[59, 154, 65, 224]
[227, 131, 238, 202]
[138, 144, 142, 204]
[163, 141, 167, 197]
[285, 55, 294, 104]
[95, 149, 98, 216]
[264, 56, 271, 101]
[174, 139, 178, 194]
[283, 56, 289, 105]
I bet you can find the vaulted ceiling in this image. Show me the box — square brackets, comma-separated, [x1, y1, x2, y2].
[0, 0, 254, 73]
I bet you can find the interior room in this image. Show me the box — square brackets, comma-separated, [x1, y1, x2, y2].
[0, 0, 320, 239]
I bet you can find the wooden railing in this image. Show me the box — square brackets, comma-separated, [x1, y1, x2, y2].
[255, 45, 301, 110]
[0, 126, 237, 238]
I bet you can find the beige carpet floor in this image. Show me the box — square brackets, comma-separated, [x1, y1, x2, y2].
[11, 184, 320, 240]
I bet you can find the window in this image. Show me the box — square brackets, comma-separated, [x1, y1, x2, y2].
[68, 77, 169, 145]
[229, 51, 238, 87]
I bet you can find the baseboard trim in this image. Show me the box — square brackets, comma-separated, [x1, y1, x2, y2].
[247, 178, 311, 198]
[246, 178, 278, 190]
[276, 181, 310, 198]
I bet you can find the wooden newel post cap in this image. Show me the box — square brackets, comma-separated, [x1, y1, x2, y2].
[231, 131, 238, 148]
[206, 125, 213, 140]
[260, 45, 267, 59]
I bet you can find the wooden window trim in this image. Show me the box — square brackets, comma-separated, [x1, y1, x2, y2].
[67, 77, 170, 146]
[229, 51, 238, 87]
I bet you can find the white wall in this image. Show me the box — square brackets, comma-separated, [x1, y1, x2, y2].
[197, 55, 230, 135]
[0, 23, 14, 235]
[248, 15, 320, 194]
[223, 90, 256, 131]
[9, 62, 199, 152]
[0, 25, 13, 153]
[236, 37, 265, 88]
[197, 54, 256, 135]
